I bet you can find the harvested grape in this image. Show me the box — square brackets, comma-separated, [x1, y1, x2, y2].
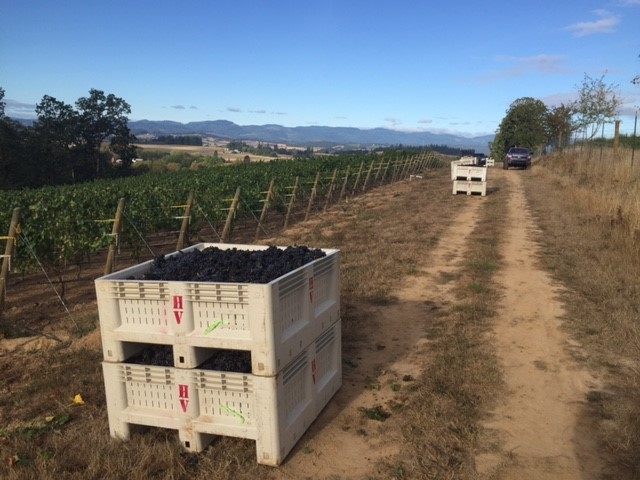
[143, 245, 326, 283]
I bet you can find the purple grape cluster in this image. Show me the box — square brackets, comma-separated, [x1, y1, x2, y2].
[143, 245, 326, 283]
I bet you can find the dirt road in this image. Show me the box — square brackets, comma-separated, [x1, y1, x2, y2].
[476, 171, 602, 479]
[274, 169, 603, 479]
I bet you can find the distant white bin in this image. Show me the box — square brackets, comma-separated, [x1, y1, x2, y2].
[451, 164, 487, 181]
[96, 243, 340, 375]
[452, 180, 487, 196]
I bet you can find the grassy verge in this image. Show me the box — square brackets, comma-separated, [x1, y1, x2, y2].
[525, 161, 640, 479]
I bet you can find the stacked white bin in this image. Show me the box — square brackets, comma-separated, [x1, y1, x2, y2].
[451, 157, 487, 196]
[96, 243, 342, 466]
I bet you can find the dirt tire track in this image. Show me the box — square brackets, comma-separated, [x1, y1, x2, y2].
[477, 170, 603, 479]
[273, 192, 485, 479]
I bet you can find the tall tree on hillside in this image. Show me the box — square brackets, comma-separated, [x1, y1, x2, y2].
[574, 73, 621, 140]
[75, 89, 134, 176]
[32, 89, 136, 183]
[491, 97, 550, 160]
[33, 95, 81, 184]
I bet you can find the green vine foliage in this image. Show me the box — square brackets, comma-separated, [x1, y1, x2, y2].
[0, 152, 438, 273]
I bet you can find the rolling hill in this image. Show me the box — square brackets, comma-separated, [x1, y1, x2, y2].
[129, 120, 493, 152]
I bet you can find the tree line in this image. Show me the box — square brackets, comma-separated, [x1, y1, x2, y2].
[491, 72, 633, 160]
[0, 87, 137, 189]
[138, 135, 203, 146]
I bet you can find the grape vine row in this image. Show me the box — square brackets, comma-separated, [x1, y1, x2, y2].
[0, 151, 443, 275]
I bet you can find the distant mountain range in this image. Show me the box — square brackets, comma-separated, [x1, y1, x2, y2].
[128, 119, 494, 153]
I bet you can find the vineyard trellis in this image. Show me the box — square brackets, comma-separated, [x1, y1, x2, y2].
[0, 150, 444, 310]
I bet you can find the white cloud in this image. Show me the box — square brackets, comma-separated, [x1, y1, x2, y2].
[418, 119, 433, 124]
[495, 54, 570, 74]
[384, 117, 401, 126]
[564, 10, 620, 37]
[540, 92, 578, 108]
[227, 107, 241, 112]
[472, 54, 570, 84]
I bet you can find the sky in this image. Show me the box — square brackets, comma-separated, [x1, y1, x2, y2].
[1, 0, 639, 138]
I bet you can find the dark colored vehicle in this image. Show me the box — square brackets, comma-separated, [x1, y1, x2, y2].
[503, 147, 532, 169]
[473, 153, 487, 166]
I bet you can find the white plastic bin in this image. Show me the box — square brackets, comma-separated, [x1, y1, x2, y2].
[452, 180, 487, 196]
[451, 165, 487, 182]
[96, 243, 340, 375]
[102, 320, 342, 466]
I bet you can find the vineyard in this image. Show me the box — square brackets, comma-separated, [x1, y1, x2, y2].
[0, 150, 444, 304]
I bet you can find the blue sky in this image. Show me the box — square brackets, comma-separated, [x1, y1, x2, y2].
[1, 0, 639, 137]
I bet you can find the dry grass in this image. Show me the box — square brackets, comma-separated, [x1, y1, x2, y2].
[536, 147, 640, 247]
[526, 154, 640, 479]
[137, 144, 286, 163]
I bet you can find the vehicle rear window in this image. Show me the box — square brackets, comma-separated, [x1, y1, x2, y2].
[510, 148, 529, 154]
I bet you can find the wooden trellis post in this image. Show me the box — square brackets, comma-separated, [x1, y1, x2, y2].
[221, 187, 241, 243]
[104, 198, 125, 276]
[426, 152, 437, 169]
[323, 168, 338, 212]
[255, 179, 275, 241]
[399, 158, 409, 181]
[408, 156, 418, 175]
[304, 172, 321, 222]
[284, 176, 300, 230]
[0, 207, 21, 313]
[390, 160, 400, 182]
[400, 157, 412, 179]
[396, 158, 407, 181]
[421, 153, 430, 170]
[417, 152, 427, 170]
[176, 192, 195, 251]
[362, 160, 375, 192]
[396, 159, 406, 181]
[380, 159, 391, 184]
[373, 159, 384, 184]
[350, 161, 365, 197]
[337, 166, 351, 204]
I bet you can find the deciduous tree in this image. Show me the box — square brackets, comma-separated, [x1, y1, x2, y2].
[574, 73, 621, 140]
[32, 89, 136, 183]
[74, 89, 134, 177]
[547, 103, 575, 150]
[490, 97, 550, 160]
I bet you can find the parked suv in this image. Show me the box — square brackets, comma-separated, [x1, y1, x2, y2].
[503, 147, 532, 169]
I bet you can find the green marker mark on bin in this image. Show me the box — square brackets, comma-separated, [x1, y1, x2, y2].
[204, 319, 226, 335]
[220, 404, 245, 424]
